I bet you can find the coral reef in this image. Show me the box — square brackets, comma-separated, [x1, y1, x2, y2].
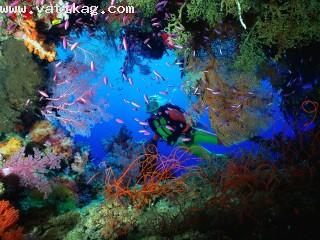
[0, 38, 44, 133]
[0, 1, 319, 239]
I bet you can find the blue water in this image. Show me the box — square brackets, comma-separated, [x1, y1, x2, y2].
[53, 29, 294, 164]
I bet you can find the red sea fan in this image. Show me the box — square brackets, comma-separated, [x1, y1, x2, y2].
[0, 200, 23, 240]
[0, 148, 62, 198]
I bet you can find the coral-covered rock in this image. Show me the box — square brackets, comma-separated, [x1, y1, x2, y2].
[0, 38, 44, 133]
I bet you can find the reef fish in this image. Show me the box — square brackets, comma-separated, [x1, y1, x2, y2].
[122, 37, 128, 51]
[181, 137, 192, 142]
[144, 94, 149, 105]
[139, 121, 149, 126]
[131, 101, 141, 108]
[38, 90, 49, 98]
[62, 37, 67, 49]
[103, 76, 108, 85]
[153, 70, 165, 81]
[128, 77, 133, 86]
[159, 91, 168, 95]
[64, 20, 69, 30]
[90, 61, 95, 72]
[70, 42, 79, 51]
[115, 118, 124, 124]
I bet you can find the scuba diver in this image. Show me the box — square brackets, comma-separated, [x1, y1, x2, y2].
[137, 95, 224, 182]
[145, 95, 222, 160]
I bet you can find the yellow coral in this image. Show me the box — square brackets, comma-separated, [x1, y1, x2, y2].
[19, 20, 56, 62]
[0, 137, 23, 158]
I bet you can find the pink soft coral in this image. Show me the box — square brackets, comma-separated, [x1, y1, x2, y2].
[0, 148, 62, 197]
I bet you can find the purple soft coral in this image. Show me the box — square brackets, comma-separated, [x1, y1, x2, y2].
[0, 148, 62, 197]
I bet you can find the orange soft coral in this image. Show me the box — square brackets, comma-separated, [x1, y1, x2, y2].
[29, 120, 55, 144]
[0, 200, 23, 240]
[18, 20, 56, 62]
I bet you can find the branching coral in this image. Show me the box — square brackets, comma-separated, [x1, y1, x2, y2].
[71, 148, 89, 174]
[43, 62, 110, 137]
[184, 0, 320, 71]
[0, 200, 23, 240]
[1, 147, 62, 197]
[105, 146, 197, 209]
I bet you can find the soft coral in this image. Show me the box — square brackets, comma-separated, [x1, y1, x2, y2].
[0, 148, 62, 198]
[0, 200, 23, 240]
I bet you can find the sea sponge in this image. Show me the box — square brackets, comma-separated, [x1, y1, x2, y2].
[0, 137, 23, 159]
